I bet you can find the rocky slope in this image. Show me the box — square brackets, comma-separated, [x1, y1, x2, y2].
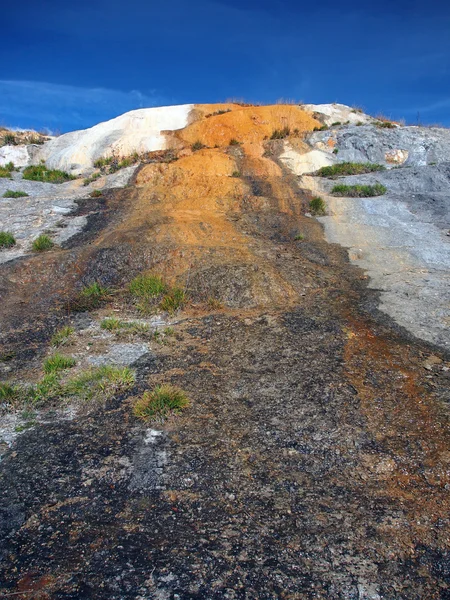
[0, 103, 449, 599]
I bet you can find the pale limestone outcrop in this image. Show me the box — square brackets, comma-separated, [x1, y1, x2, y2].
[35, 104, 193, 173]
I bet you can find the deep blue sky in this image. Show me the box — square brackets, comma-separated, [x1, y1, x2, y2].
[1, 0, 450, 132]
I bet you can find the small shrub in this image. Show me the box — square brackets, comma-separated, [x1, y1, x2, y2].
[294, 233, 304, 241]
[159, 287, 186, 314]
[90, 189, 103, 198]
[2, 133, 17, 146]
[2, 189, 29, 198]
[32, 234, 54, 252]
[0, 232, 16, 248]
[333, 148, 339, 155]
[23, 165, 75, 184]
[133, 384, 189, 422]
[309, 197, 326, 216]
[229, 138, 240, 146]
[313, 125, 329, 132]
[356, 121, 364, 126]
[270, 127, 290, 140]
[331, 121, 342, 127]
[44, 353, 76, 374]
[375, 121, 396, 129]
[314, 162, 385, 178]
[27, 135, 46, 145]
[231, 171, 241, 178]
[331, 183, 387, 197]
[129, 274, 167, 299]
[191, 140, 206, 151]
[74, 282, 110, 311]
[207, 296, 223, 310]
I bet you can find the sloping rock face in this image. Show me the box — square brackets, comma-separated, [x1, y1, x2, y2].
[35, 104, 193, 172]
[0, 104, 449, 599]
[281, 124, 450, 350]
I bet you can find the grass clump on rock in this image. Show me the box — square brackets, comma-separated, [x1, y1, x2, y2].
[309, 197, 326, 216]
[74, 282, 110, 311]
[32, 234, 54, 252]
[2, 189, 29, 198]
[63, 365, 135, 403]
[133, 384, 189, 422]
[191, 140, 206, 151]
[101, 317, 150, 335]
[23, 164, 75, 184]
[159, 287, 186, 314]
[51, 326, 74, 347]
[0, 231, 16, 248]
[0, 162, 16, 178]
[129, 274, 167, 299]
[270, 127, 290, 140]
[43, 353, 76, 374]
[331, 183, 387, 197]
[314, 162, 385, 178]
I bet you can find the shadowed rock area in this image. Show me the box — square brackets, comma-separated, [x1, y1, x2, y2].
[0, 103, 449, 599]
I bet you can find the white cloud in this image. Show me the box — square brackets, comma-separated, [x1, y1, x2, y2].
[0, 80, 166, 132]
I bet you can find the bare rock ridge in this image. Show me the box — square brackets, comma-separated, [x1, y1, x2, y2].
[0, 102, 449, 598]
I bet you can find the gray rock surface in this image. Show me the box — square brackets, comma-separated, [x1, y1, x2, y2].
[0, 166, 137, 263]
[309, 124, 450, 167]
[282, 124, 450, 350]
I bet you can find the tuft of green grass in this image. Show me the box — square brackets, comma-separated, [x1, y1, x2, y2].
[129, 274, 167, 299]
[43, 353, 76, 374]
[101, 317, 149, 334]
[313, 125, 329, 132]
[191, 140, 206, 151]
[294, 233, 304, 241]
[231, 171, 241, 177]
[159, 287, 186, 314]
[0, 162, 16, 178]
[83, 172, 102, 186]
[0, 231, 16, 248]
[23, 164, 75, 184]
[314, 162, 385, 178]
[331, 183, 387, 197]
[90, 189, 103, 197]
[28, 373, 61, 406]
[100, 317, 121, 331]
[2, 189, 29, 198]
[63, 365, 135, 403]
[331, 121, 342, 126]
[333, 148, 339, 155]
[133, 384, 189, 422]
[51, 326, 74, 347]
[32, 234, 54, 252]
[93, 156, 113, 169]
[229, 138, 240, 146]
[74, 282, 110, 311]
[309, 197, 326, 216]
[0, 382, 23, 406]
[270, 127, 290, 140]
